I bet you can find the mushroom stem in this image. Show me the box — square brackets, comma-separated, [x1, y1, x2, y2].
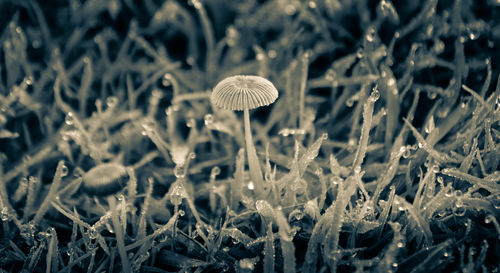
[243, 109, 264, 195]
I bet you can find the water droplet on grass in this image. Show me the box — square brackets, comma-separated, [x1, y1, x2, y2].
[186, 119, 196, 128]
[279, 128, 290, 136]
[106, 96, 118, 108]
[469, 30, 479, 40]
[60, 164, 69, 177]
[65, 112, 75, 125]
[169, 183, 187, 205]
[370, 88, 380, 102]
[1, 207, 9, 221]
[469, 247, 476, 256]
[204, 114, 214, 125]
[356, 48, 364, 59]
[365, 27, 376, 42]
[173, 165, 186, 178]
[162, 74, 173, 87]
[239, 258, 256, 270]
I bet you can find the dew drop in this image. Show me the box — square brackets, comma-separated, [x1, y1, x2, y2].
[162, 74, 173, 87]
[469, 30, 479, 40]
[1, 207, 9, 221]
[485, 215, 494, 224]
[186, 118, 195, 128]
[239, 258, 255, 270]
[492, 198, 500, 210]
[433, 40, 445, 54]
[169, 182, 187, 206]
[279, 128, 290, 136]
[66, 246, 74, 257]
[165, 107, 174, 116]
[402, 148, 411, 159]
[247, 181, 255, 190]
[321, 69, 333, 83]
[365, 28, 376, 42]
[60, 164, 69, 177]
[117, 194, 124, 201]
[445, 189, 453, 197]
[356, 48, 364, 59]
[105, 222, 115, 234]
[106, 96, 118, 108]
[88, 226, 98, 239]
[370, 88, 380, 102]
[211, 166, 221, 177]
[204, 114, 214, 125]
[65, 112, 75, 126]
[437, 176, 444, 184]
[469, 247, 476, 256]
[178, 209, 185, 216]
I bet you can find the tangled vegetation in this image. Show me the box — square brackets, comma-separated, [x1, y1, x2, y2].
[0, 0, 499, 272]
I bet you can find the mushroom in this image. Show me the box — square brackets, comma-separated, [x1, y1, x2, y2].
[211, 75, 278, 195]
[82, 162, 129, 196]
[81, 162, 131, 273]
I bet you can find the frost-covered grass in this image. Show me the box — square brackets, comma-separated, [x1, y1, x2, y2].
[0, 0, 499, 272]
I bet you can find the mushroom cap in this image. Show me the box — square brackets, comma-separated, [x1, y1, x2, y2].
[211, 75, 278, 111]
[82, 163, 129, 196]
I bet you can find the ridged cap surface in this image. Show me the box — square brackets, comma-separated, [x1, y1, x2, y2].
[82, 163, 128, 196]
[211, 75, 278, 111]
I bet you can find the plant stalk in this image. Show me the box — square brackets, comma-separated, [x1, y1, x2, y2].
[243, 109, 264, 196]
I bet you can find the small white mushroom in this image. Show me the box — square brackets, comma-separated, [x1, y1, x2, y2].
[211, 75, 278, 195]
[82, 162, 129, 196]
